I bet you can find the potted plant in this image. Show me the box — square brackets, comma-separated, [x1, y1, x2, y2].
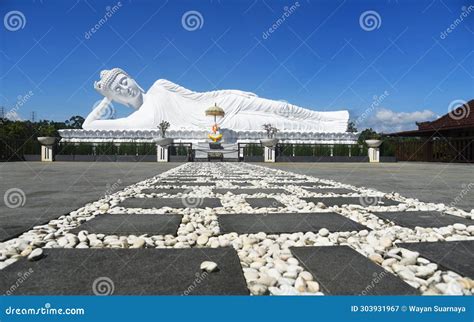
[155, 120, 173, 146]
[260, 123, 279, 147]
[37, 136, 57, 146]
[37, 124, 58, 146]
[358, 128, 383, 148]
[365, 133, 382, 148]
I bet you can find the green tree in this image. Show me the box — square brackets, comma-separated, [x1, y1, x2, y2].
[347, 121, 357, 133]
[357, 128, 381, 145]
[65, 115, 85, 129]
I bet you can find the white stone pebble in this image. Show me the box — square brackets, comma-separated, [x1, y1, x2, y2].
[200, 261, 218, 273]
[27, 248, 43, 261]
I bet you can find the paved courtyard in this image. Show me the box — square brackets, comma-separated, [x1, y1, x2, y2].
[0, 162, 180, 241]
[263, 162, 474, 212]
[1, 162, 473, 296]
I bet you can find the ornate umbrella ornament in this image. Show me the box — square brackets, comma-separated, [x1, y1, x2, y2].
[205, 103, 225, 119]
[205, 103, 225, 142]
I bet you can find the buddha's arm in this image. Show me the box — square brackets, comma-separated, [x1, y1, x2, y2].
[231, 94, 322, 120]
[82, 97, 134, 130]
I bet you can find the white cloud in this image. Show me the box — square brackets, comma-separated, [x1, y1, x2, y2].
[360, 108, 437, 133]
[5, 110, 23, 121]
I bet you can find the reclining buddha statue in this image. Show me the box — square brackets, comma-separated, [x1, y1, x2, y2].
[83, 68, 349, 132]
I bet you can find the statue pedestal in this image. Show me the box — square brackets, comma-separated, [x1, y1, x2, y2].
[368, 147, 380, 163]
[261, 139, 278, 163]
[41, 145, 54, 162]
[157, 145, 169, 162]
[38, 137, 57, 162]
[264, 146, 276, 163]
[365, 140, 382, 163]
[155, 138, 173, 162]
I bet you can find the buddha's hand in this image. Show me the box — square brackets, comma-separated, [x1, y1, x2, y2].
[87, 97, 113, 121]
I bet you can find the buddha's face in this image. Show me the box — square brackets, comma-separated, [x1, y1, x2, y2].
[111, 73, 142, 107]
[95, 69, 144, 109]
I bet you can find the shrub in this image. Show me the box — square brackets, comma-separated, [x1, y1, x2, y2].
[333, 144, 349, 156]
[117, 143, 137, 155]
[96, 143, 116, 155]
[244, 144, 263, 156]
[75, 143, 94, 155]
[380, 140, 396, 157]
[137, 143, 156, 155]
[313, 145, 331, 156]
[57, 143, 75, 155]
[294, 145, 313, 156]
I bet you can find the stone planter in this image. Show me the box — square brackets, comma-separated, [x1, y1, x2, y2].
[37, 137, 57, 162]
[260, 138, 279, 147]
[154, 138, 173, 146]
[365, 139, 382, 148]
[37, 136, 57, 146]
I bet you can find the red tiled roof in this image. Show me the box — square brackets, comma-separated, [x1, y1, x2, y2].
[417, 100, 474, 131]
[386, 99, 474, 137]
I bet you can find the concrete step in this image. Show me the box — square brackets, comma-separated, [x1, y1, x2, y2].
[194, 142, 239, 160]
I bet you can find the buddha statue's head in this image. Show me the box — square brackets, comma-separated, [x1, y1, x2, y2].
[94, 68, 144, 109]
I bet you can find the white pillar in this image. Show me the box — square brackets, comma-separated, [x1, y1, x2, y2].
[41, 145, 54, 162]
[264, 146, 276, 163]
[368, 147, 380, 163]
[157, 145, 169, 162]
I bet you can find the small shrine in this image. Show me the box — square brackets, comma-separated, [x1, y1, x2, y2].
[205, 103, 225, 143]
[205, 103, 225, 161]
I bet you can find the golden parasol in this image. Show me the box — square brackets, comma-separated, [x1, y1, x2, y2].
[205, 103, 225, 121]
[205, 103, 225, 142]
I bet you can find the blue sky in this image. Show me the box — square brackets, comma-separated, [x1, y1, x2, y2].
[0, 0, 472, 132]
